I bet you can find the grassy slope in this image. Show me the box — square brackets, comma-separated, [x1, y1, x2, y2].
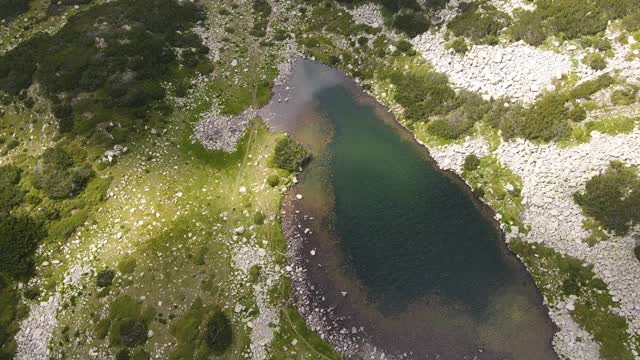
[0, 0, 339, 359]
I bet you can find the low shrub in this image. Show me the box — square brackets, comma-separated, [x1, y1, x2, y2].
[0, 0, 208, 140]
[508, 11, 547, 46]
[0, 215, 45, 278]
[0, 165, 23, 214]
[445, 38, 469, 54]
[206, 311, 232, 354]
[586, 53, 607, 71]
[569, 74, 615, 100]
[117, 257, 137, 274]
[253, 211, 266, 225]
[610, 87, 637, 106]
[31, 147, 94, 199]
[579, 37, 612, 52]
[112, 318, 148, 347]
[0, 0, 28, 21]
[96, 270, 115, 288]
[116, 349, 131, 360]
[568, 103, 587, 122]
[447, 2, 510, 43]
[395, 39, 413, 53]
[266, 174, 279, 187]
[574, 161, 640, 236]
[271, 136, 309, 173]
[388, 70, 455, 122]
[392, 10, 429, 38]
[635, 246, 640, 262]
[463, 154, 481, 171]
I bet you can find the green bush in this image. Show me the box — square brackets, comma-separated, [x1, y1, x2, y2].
[509, 11, 546, 46]
[266, 174, 279, 187]
[395, 39, 413, 53]
[0, 0, 28, 21]
[574, 161, 640, 236]
[106, 295, 149, 347]
[253, 0, 271, 17]
[253, 211, 266, 225]
[0, 215, 45, 278]
[389, 70, 455, 122]
[0, 165, 23, 215]
[112, 318, 148, 347]
[116, 349, 131, 360]
[117, 257, 137, 274]
[635, 246, 640, 262]
[131, 349, 150, 360]
[496, 94, 571, 141]
[611, 87, 637, 106]
[622, 11, 640, 32]
[445, 38, 469, 54]
[463, 154, 481, 171]
[205, 311, 232, 354]
[569, 74, 615, 99]
[271, 136, 309, 173]
[447, 2, 510, 43]
[580, 37, 612, 52]
[249, 265, 262, 283]
[96, 270, 115, 287]
[568, 103, 587, 122]
[587, 53, 607, 70]
[392, 11, 429, 38]
[427, 117, 468, 139]
[31, 147, 94, 199]
[0, 282, 20, 359]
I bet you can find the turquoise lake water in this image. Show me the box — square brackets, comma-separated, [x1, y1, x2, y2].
[265, 59, 556, 359]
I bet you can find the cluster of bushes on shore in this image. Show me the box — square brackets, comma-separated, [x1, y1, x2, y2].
[574, 161, 640, 236]
[270, 136, 310, 172]
[383, 58, 622, 142]
[0, 0, 211, 143]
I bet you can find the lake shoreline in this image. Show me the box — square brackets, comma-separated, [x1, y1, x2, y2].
[269, 57, 558, 359]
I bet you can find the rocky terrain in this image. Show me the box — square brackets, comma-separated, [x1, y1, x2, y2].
[412, 30, 571, 103]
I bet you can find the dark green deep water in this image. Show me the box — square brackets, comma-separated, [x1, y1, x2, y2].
[323, 85, 508, 314]
[266, 59, 556, 359]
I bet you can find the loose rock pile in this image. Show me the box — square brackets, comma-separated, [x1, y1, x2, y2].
[346, 3, 384, 28]
[412, 30, 571, 103]
[194, 108, 257, 152]
[496, 132, 640, 331]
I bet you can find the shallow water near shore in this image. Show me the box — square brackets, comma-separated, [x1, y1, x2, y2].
[262, 59, 556, 359]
